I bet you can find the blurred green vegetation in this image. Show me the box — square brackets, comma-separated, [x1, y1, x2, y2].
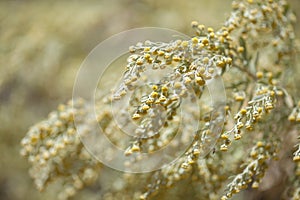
[0, 0, 299, 199]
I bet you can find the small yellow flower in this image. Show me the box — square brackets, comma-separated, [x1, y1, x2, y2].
[256, 71, 263, 79]
[132, 113, 141, 120]
[192, 37, 199, 44]
[191, 21, 198, 27]
[172, 55, 181, 62]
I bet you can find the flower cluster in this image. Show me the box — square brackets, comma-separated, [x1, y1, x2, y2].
[220, 78, 284, 151]
[221, 140, 279, 200]
[289, 101, 300, 162]
[20, 100, 101, 199]
[294, 142, 300, 163]
[289, 100, 300, 123]
[113, 19, 233, 156]
[287, 148, 300, 200]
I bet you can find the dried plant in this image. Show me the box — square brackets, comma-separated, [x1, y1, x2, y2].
[21, 0, 300, 199]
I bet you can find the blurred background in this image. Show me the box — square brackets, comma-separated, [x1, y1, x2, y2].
[0, 0, 299, 199]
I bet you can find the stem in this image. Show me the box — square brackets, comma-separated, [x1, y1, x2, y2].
[233, 64, 257, 80]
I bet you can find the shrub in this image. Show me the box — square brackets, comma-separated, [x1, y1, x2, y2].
[21, 0, 300, 199]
